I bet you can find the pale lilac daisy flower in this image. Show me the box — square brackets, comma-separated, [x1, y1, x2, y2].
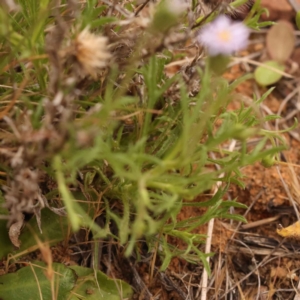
[197, 15, 250, 56]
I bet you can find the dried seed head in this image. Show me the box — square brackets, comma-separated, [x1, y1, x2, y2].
[4, 168, 45, 226]
[73, 28, 111, 78]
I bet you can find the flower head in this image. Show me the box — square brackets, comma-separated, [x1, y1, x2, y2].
[197, 15, 250, 56]
[74, 28, 111, 78]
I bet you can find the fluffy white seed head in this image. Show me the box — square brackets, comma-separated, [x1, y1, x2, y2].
[74, 28, 111, 78]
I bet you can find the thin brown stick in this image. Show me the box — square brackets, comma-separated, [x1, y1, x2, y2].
[135, 0, 151, 17]
[240, 215, 280, 230]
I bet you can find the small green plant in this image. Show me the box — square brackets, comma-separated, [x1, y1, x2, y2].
[0, 0, 289, 298]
